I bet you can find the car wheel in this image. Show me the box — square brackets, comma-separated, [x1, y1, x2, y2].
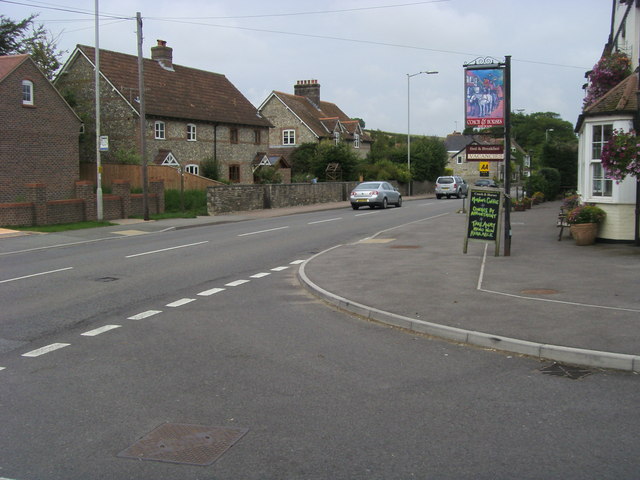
[436, 194, 442, 199]
[382, 198, 388, 209]
[456, 190, 461, 199]
[352, 204, 359, 210]
[396, 196, 402, 207]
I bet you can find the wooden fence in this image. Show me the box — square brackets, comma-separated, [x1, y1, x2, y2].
[80, 163, 222, 191]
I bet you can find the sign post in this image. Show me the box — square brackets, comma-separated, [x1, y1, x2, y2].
[463, 188, 503, 256]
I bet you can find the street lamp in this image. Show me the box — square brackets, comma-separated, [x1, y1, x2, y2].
[545, 128, 554, 142]
[407, 70, 438, 196]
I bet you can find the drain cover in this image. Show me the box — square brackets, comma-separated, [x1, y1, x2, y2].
[540, 362, 592, 380]
[118, 423, 248, 466]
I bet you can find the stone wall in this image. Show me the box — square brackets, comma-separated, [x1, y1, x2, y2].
[208, 182, 358, 215]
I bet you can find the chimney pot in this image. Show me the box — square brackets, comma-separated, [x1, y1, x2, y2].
[151, 40, 174, 71]
[294, 79, 321, 107]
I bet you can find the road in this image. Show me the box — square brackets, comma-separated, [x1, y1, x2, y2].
[0, 199, 638, 479]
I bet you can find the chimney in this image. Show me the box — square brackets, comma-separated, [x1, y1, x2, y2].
[294, 79, 320, 107]
[151, 39, 174, 71]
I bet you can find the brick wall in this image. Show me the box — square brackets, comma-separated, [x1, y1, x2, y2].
[0, 58, 81, 204]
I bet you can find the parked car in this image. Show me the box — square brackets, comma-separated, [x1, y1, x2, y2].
[350, 181, 402, 209]
[435, 176, 468, 199]
[474, 179, 498, 188]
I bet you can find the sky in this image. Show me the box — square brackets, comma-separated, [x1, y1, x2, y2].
[2, 0, 614, 138]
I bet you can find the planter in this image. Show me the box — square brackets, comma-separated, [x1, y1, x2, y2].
[513, 204, 526, 211]
[570, 223, 599, 246]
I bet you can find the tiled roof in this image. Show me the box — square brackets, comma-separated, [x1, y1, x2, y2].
[583, 72, 638, 115]
[74, 45, 271, 128]
[271, 91, 371, 142]
[0, 54, 29, 82]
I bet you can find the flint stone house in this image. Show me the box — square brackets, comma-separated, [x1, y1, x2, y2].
[574, 0, 640, 242]
[258, 80, 372, 165]
[55, 41, 272, 184]
[0, 54, 81, 203]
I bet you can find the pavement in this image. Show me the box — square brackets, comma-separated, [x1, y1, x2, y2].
[2, 197, 639, 372]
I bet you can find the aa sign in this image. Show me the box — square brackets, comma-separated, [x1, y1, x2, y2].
[479, 162, 490, 172]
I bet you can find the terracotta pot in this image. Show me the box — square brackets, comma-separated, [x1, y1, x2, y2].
[570, 223, 598, 246]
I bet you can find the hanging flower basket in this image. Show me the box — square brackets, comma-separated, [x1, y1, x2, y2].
[601, 129, 640, 181]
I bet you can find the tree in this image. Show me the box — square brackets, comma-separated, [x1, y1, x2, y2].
[0, 14, 65, 79]
[409, 136, 448, 181]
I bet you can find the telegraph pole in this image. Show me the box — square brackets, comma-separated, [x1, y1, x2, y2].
[137, 12, 149, 221]
[94, 0, 103, 220]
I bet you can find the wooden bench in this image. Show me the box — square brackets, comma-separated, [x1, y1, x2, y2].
[557, 208, 570, 241]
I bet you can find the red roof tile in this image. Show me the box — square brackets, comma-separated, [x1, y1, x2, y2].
[0, 55, 29, 82]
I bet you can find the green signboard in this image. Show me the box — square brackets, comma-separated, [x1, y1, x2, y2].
[464, 188, 503, 256]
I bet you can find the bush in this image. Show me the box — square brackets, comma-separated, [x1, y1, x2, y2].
[539, 167, 561, 200]
[164, 189, 207, 214]
[567, 205, 606, 224]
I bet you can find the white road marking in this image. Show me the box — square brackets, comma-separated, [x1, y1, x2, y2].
[198, 287, 226, 296]
[81, 325, 122, 336]
[355, 212, 376, 216]
[271, 266, 289, 271]
[290, 260, 305, 265]
[308, 217, 342, 225]
[166, 298, 196, 307]
[238, 226, 289, 237]
[125, 241, 208, 258]
[128, 310, 162, 320]
[250, 272, 271, 278]
[0, 367, 5, 372]
[0, 267, 73, 284]
[22, 343, 70, 357]
[225, 279, 249, 287]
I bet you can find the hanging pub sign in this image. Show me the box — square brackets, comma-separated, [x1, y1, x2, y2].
[464, 65, 505, 129]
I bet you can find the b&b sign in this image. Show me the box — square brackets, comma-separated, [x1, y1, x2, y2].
[463, 188, 503, 256]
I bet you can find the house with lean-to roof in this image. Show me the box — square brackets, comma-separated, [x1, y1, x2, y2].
[0, 54, 81, 204]
[258, 80, 372, 166]
[54, 40, 272, 184]
[574, 0, 640, 242]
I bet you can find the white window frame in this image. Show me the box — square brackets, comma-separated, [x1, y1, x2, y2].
[155, 121, 165, 140]
[22, 80, 33, 105]
[354, 133, 360, 148]
[283, 129, 296, 145]
[185, 164, 199, 175]
[187, 124, 196, 141]
[590, 124, 613, 198]
[334, 131, 340, 145]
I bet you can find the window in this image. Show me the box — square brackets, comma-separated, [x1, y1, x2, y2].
[254, 129, 261, 145]
[229, 164, 240, 183]
[457, 155, 463, 164]
[283, 129, 295, 145]
[22, 80, 33, 105]
[334, 131, 340, 145]
[230, 128, 238, 144]
[354, 133, 360, 149]
[185, 164, 199, 175]
[591, 124, 613, 197]
[155, 121, 165, 140]
[187, 124, 196, 141]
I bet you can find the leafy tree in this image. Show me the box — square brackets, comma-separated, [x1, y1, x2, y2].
[290, 143, 318, 177]
[253, 167, 282, 184]
[361, 159, 409, 182]
[200, 157, 220, 181]
[0, 14, 65, 79]
[409, 136, 448, 181]
[541, 142, 577, 190]
[311, 142, 360, 181]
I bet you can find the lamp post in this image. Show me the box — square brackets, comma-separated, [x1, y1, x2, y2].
[545, 128, 554, 142]
[407, 70, 438, 196]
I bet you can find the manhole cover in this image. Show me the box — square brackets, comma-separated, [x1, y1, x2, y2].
[539, 362, 592, 380]
[389, 245, 421, 249]
[520, 289, 559, 295]
[118, 423, 248, 466]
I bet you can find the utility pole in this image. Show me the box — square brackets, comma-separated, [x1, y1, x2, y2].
[137, 12, 149, 221]
[94, 0, 103, 220]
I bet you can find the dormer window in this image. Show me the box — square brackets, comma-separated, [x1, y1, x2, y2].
[334, 131, 340, 145]
[22, 80, 33, 105]
[354, 133, 360, 149]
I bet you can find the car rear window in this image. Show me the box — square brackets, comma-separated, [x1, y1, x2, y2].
[356, 183, 381, 189]
[438, 178, 454, 184]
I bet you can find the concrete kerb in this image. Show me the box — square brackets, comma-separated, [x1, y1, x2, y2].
[298, 245, 640, 373]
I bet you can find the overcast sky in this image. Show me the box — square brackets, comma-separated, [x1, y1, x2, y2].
[3, 0, 613, 137]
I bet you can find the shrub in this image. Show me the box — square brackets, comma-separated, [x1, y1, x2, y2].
[567, 204, 606, 224]
[164, 189, 207, 214]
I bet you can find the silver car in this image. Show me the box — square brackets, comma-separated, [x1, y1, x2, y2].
[350, 181, 402, 210]
[435, 175, 468, 199]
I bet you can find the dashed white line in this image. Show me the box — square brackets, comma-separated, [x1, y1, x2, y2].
[250, 272, 271, 278]
[125, 241, 208, 258]
[166, 298, 196, 307]
[0, 266, 73, 284]
[271, 266, 289, 272]
[128, 310, 162, 320]
[238, 226, 289, 237]
[81, 325, 122, 336]
[308, 217, 342, 225]
[225, 279, 250, 287]
[22, 343, 70, 358]
[0, 367, 5, 372]
[198, 287, 226, 296]
[290, 260, 305, 265]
